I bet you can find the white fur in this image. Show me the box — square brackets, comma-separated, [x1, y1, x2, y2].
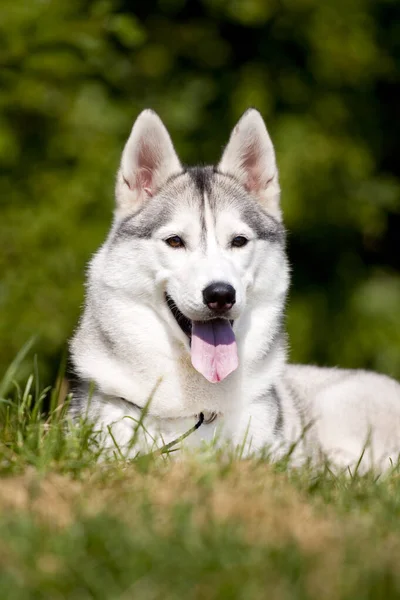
[71, 109, 400, 473]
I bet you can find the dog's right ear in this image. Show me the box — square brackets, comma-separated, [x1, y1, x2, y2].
[115, 110, 182, 213]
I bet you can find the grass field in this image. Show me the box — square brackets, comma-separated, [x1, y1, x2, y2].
[2, 347, 400, 599]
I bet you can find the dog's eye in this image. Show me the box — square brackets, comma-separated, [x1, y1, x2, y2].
[231, 236, 248, 248]
[165, 235, 184, 248]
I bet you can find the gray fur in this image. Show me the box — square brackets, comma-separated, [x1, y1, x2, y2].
[114, 167, 285, 245]
[271, 386, 284, 435]
[187, 166, 214, 196]
[240, 204, 285, 243]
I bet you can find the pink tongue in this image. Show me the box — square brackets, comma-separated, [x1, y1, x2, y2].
[191, 319, 239, 383]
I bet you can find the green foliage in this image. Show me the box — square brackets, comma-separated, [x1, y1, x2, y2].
[1, 0, 399, 382]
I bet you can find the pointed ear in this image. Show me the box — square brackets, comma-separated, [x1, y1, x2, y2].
[218, 109, 281, 218]
[115, 110, 182, 213]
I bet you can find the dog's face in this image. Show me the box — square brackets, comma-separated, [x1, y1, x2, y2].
[95, 109, 287, 382]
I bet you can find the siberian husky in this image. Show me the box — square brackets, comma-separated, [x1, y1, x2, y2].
[70, 108, 400, 471]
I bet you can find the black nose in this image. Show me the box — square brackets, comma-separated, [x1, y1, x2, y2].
[202, 282, 236, 312]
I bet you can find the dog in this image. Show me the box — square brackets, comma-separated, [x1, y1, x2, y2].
[70, 108, 400, 471]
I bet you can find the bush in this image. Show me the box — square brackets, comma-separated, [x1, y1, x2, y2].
[1, 0, 399, 383]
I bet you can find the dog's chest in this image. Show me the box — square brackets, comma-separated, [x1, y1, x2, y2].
[148, 351, 242, 418]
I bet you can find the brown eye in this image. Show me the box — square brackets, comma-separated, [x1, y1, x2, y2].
[231, 236, 248, 248]
[165, 235, 184, 248]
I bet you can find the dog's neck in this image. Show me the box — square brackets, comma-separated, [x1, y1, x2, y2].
[72, 289, 287, 419]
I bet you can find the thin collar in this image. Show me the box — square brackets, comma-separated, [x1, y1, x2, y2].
[118, 397, 218, 426]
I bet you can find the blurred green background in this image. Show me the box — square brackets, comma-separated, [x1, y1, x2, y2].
[1, 0, 399, 385]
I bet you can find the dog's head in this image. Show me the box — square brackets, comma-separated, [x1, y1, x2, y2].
[98, 109, 287, 382]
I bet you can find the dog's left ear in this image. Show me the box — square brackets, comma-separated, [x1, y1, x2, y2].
[115, 109, 182, 214]
[218, 109, 281, 218]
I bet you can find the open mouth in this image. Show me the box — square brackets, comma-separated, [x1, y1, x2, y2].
[165, 293, 239, 384]
[165, 293, 234, 338]
[165, 293, 192, 337]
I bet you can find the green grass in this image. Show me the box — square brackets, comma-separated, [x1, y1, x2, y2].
[2, 350, 400, 599]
